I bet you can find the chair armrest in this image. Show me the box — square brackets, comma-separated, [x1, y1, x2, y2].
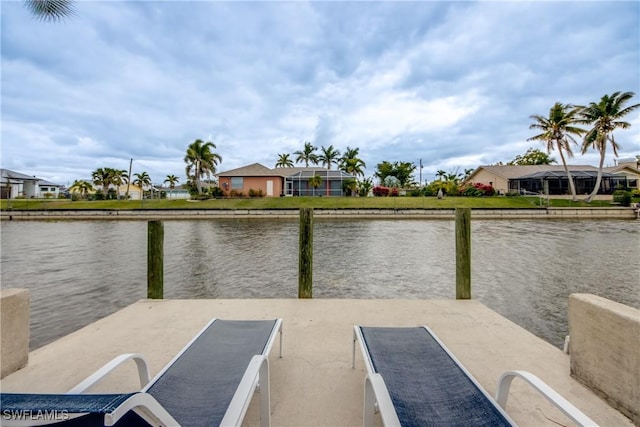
[496, 370, 599, 427]
[364, 373, 400, 427]
[220, 354, 270, 427]
[68, 353, 151, 394]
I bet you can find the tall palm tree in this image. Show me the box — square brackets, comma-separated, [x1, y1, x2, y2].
[528, 103, 585, 201]
[578, 92, 639, 202]
[184, 139, 222, 194]
[25, 0, 74, 21]
[275, 153, 294, 168]
[318, 145, 341, 170]
[293, 142, 319, 167]
[110, 169, 128, 199]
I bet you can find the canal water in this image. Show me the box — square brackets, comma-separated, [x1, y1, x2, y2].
[1, 219, 638, 350]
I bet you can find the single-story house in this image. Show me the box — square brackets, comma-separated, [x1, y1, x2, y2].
[0, 168, 63, 199]
[464, 163, 639, 196]
[216, 163, 356, 197]
[117, 184, 144, 200]
[158, 185, 191, 200]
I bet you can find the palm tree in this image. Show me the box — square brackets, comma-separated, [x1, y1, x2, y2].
[275, 153, 294, 168]
[68, 179, 92, 199]
[578, 92, 640, 202]
[164, 174, 179, 189]
[358, 177, 374, 197]
[133, 172, 151, 189]
[318, 145, 341, 170]
[340, 158, 366, 177]
[339, 146, 366, 177]
[25, 0, 74, 21]
[110, 169, 128, 199]
[293, 142, 318, 167]
[91, 167, 115, 196]
[184, 139, 222, 194]
[436, 170, 447, 181]
[308, 175, 322, 196]
[528, 103, 585, 201]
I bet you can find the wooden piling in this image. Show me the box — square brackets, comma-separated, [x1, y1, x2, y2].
[455, 208, 471, 299]
[298, 208, 313, 298]
[147, 220, 164, 299]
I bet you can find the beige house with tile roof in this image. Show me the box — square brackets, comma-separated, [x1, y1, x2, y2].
[465, 164, 639, 196]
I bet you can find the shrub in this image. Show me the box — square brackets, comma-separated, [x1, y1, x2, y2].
[390, 188, 399, 197]
[612, 189, 632, 206]
[372, 186, 390, 197]
[229, 190, 245, 198]
[248, 189, 265, 198]
[210, 186, 224, 198]
[459, 182, 496, 197]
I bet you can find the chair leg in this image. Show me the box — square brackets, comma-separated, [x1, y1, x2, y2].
[260, 358, 271, 427]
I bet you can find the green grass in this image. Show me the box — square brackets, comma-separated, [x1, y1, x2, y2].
[0, 196, 620, 211]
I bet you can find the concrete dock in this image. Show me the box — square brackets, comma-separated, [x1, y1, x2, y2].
[0, 299, 633, 426]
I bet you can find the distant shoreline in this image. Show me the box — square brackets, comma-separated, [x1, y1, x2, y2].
[1, 207, 636, 220]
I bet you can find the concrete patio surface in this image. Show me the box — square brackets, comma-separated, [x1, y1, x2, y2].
[0, 299, 633, 426]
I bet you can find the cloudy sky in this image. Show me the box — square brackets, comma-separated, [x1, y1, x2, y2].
[1, 1, 639, 186]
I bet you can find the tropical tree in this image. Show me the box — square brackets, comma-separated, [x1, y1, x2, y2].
[68, 179, 92, 199]
[133, 172, 151, 189]
[436, 170, 447, 182]
[318, 145, 341, 170]
[293, 142, 318, 167]
[91, 167, 116, 196]
[339, 146, 366, 177]
[275, 153, 294, 168]
[578, 92, 640, 202]
[358, 177, 374, 197]
[25, 0, 74, 21]
[164, 174, 179, 189]
[507, 148, 557, 165]
[308, 175, 322, 196]
[184, 139, 222, 194]
[340, 158, 366, 177]
[463, 168, 475, 180]
[374, 161, 417, 187]
[528, 103, 586, 201]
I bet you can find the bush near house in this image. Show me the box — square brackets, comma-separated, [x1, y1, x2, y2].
[459, 183, 496, 197]
[248, 189, 264, 198]
[372, 186, 390, 197]
[612, 189, 632, 206]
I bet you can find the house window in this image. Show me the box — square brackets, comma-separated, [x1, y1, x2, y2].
[41, 187, 49, 192]
[231, 177, 243, 190]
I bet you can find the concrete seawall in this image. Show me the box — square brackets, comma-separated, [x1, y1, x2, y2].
[0, 207, 637, 220]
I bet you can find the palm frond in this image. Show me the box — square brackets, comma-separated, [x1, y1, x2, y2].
[25, 0, 75, 22]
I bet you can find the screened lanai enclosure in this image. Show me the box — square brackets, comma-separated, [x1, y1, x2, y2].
[509, 170, 634, 195]
[285, 169, 355, 196]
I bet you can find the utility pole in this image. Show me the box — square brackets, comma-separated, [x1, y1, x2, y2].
[419, 159, 423, 186]
[126, 158, 132, 200]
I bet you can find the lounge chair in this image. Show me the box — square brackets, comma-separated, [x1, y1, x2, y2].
[352, 325, 597, 427]
[1, 318, 283, 427]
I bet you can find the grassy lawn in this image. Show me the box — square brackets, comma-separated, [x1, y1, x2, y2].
[0, 196, 620, 210]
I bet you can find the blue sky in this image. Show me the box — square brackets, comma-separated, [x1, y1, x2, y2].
[1, 1, 639, 186]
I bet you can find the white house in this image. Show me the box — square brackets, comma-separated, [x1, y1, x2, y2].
[1, 169, 62, 199]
